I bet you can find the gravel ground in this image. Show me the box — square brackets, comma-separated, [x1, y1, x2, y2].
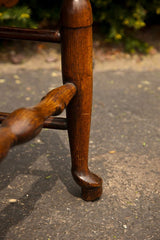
[0, 42, 160, 240]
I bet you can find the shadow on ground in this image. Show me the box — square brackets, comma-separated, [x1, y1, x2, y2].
[0, 69, 160, 240]
[0, 131, 80, 239]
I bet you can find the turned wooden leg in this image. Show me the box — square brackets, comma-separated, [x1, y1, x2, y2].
[61, 0, 102, 201]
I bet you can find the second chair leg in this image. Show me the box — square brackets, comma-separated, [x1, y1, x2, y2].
[61, 25, 102, 202]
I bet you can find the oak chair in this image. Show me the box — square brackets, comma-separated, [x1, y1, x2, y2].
[0, 0, 102, 201]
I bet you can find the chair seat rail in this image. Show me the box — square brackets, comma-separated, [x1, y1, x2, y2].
[0, 27, 61, 43]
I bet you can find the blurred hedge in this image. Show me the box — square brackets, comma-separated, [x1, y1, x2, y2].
[91, 0, 160, 53]
[0, 0, 160, 52]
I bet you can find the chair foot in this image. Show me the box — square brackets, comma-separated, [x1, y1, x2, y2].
[82, 185, 102, 201]
[72, 170, 102, 201]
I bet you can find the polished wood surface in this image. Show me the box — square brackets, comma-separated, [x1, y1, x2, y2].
[0, 0, 103, 201]
[0, 113, 68, 130]
[61, 0, 102, 201]
[0, 0, 19, 7]
[0, 83, 76, 161]
[61, 0, 93, 28]
[43, 116, 67, 130]
[0, 27, 61, 43]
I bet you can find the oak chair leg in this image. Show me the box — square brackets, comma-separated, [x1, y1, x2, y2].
[61, 0, 102, 201]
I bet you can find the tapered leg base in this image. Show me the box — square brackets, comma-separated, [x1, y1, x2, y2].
[82, 185, 102, 201]
[72, 170, 102, 201]
[61, 1, 102, 201]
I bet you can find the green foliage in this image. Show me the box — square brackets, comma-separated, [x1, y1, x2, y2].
[18, 0, 62, 26]
[0, 6, 36, 28]
[0, 0, 160, 53]
[124, 37, 150, 54]
[0, 0, 61, 28]
[91, 0, 160, 53]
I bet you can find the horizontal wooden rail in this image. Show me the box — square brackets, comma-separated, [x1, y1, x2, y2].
[0, 27, 61, 43]
[0, 112, 8, 121]
[0, 113, 67, 130]
[43, 116, 67, 130]
[0, 83, 76, 161]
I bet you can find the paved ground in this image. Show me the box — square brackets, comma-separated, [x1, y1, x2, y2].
[0, 51, 160, 239]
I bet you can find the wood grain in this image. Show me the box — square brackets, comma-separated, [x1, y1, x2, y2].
[0, 27, 61, 43]
[0, 83, 76, 161]
[61, 0, 102, 201]
[0, 113, 68, 130]
[0, 0, 103, 202]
